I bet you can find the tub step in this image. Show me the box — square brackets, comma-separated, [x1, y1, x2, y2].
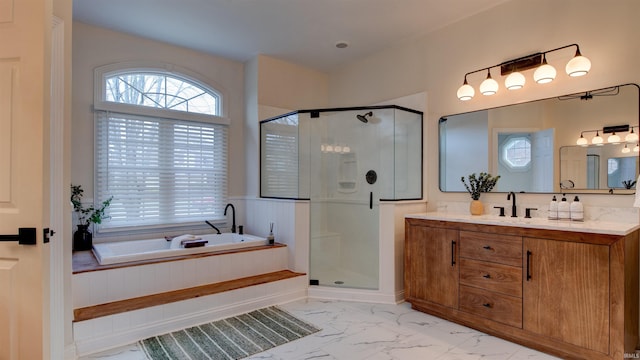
[73, 270, 305, 322]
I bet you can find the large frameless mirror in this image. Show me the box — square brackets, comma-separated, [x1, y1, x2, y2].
[439, 83, 639, 194]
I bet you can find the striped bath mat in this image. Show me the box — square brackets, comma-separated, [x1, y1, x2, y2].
[139, 306, 320, 359]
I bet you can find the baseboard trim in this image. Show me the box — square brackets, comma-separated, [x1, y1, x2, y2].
[308, 286, 400, 304]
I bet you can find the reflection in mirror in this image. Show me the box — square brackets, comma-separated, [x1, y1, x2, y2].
[439, 83, 639, 194]
[560, 144, 638, 192]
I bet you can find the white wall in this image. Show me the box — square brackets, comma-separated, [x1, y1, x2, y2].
[327, 0, 640, 210]
[72, 22, 246, 198]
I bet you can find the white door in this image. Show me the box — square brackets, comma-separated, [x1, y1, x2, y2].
[531, 128, 554, 192]
[0, 0, 50, 359]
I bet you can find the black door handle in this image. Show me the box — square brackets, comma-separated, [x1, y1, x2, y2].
[369, 191, 373, 209]
[0, 228, 37, 245]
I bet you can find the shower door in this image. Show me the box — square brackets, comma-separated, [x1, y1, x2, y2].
[308, 109, 392, 290]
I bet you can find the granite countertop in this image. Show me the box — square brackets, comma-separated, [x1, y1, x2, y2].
[406, 212, 640, 236]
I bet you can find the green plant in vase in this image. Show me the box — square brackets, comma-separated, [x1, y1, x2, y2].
[461, 172, 500, 215]
[71, 184, 113, 251]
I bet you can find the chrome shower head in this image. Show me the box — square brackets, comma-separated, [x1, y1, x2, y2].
[357, 111, 373, 123]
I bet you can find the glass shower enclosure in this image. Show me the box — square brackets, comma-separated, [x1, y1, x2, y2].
[260, 106, 422, 290]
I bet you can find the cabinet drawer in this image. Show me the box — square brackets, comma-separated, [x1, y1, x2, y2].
[460, 258, 522, 297]
[460, 231, 522, 266]
[460, 285, 522, 328]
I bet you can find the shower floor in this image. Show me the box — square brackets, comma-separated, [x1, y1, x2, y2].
[311, 265, 378, 290]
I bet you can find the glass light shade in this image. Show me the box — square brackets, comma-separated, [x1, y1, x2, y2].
[325, 145, 334, 152]
[607, 133, 621, 143]
[321, 144, 326, 152]
[635, 144, 639, 152]
[480, 77, 498, 96]
[342, 146, 351, 153]
[576, 135, 588, 146]
[565, 55, 591, 77]
[534, 64, 557, 84]
[622, 144, 631, 153]
[625, 131, 639, 142]
[591, 133, 603, 145]
[505, 72, 525, 90]
[334, 145, 342, 153]
[457, 84, 475, 101]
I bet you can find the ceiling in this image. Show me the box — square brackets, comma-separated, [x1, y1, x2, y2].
[73, 0, 509, 72]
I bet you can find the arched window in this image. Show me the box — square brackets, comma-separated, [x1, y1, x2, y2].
[94, 64, 228, 232]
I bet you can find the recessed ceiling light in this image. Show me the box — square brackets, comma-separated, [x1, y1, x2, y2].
[335, 41, 349, 49]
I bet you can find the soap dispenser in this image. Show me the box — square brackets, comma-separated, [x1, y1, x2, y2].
[570, 196, 584, 221]
[557, 194, 571, 220]
[267, 222, 275, 245]
[548, 195, 558, 220]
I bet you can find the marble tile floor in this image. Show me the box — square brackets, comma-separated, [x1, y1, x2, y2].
[80, 299, 561, 360]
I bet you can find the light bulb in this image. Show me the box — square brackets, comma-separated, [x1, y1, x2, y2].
[457, 77, 474, 101]
[576, 135, 588, 146]
[505, 71, 525, 90]
[626, 128, 638, 142]
[622, 144, 631, 153]
[480, 70, 498, 96]
[534, 54, 556, 84]
[607, 132, 621, 143]
[565, 48, 591, 77]
[591, 132, 603, 145]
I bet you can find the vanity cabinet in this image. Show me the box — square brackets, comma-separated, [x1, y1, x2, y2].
[405, 222, 458, 308]
[523, 237, 609, 354]
[405, 218, 639, 360]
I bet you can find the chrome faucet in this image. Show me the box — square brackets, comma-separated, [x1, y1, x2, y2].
[507, 191, 517, 217]
[224, 203, 236, 233]
[205, 220, 221, 234]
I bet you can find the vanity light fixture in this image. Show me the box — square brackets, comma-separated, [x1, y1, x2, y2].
[479, 70, 498, 96]
[622, 144, 631, 153]
[626, 127, 639, 142]
[533, 54, 556, 84]
[576, 125, 639, 146]
[591, 131, 604, 145]
[456, 44, 591, 101]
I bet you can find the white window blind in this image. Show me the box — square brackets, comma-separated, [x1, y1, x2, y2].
[262, 123, 299, 198]
[95, 111, 228, 230]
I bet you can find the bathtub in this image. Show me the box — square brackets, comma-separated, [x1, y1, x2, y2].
[92, 233, 268, 265]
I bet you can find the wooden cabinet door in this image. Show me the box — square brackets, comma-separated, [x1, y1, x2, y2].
[523, 237, 609, 353]
[406, 224, 459, 308]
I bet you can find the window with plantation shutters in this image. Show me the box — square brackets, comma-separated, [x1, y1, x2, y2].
[94, 65, 228, 232]
[261, 117, 299, 198]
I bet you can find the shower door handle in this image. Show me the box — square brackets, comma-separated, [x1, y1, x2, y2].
[369, 192, 373, 209]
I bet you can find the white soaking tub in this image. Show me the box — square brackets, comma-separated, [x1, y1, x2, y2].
[92, 233, 268, 265]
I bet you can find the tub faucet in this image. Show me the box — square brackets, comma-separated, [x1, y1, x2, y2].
[224, 203, 236, 233]
[507, 191, 517, 217]
[205, 220, 221, 234]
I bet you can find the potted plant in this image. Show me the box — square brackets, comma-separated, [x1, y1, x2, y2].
[461, 172, 500, 215]
[71, 184, 113, 251]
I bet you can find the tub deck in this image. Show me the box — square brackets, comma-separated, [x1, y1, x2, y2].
[73, 242, 286, 273]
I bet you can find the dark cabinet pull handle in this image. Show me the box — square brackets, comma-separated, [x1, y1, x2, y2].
[369, 192, 373, 209]
[526, 250, 532, 281]
[482, 245, 492, 250]
[451, 241, 456, 266]
[482, 303, 492, 308]
[482, 274, 491, 279]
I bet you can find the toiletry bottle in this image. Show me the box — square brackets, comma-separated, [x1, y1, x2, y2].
[557, 195, 571, 220]
[548, 195, 558, 220]
[570, 196, 584, 221]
